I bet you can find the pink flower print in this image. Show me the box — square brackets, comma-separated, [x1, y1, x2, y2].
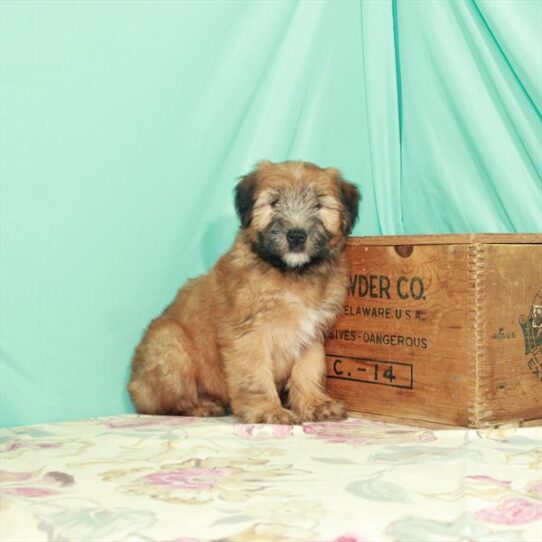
[7, 441, 24, 451]
[6, 439, 62, 451]
[1, 470, 74, 503]
[5, 487, 56, 498]
[466, 475, 512, 489]
[527, 480, 542, 497]
[105, 456, 290, 505]
[0, 470, 33, 482]
[475, 497, 542, 525]
[143, 468, 229, 490]
[37, 442, 61, 449]
[234, 424, 294, 440]
[333, 535, 365, 542]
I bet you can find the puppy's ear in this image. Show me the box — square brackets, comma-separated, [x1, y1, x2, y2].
[339, 178, 361, 234]
[234, 171, 258, 228]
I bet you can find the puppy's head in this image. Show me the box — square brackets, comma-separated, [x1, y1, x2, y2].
[235, 160, 360, 271]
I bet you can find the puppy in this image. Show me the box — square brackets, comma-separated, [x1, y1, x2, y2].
[128, 160, 360, 424]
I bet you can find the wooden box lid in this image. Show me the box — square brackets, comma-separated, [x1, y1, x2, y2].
[348, 233, 542, 246]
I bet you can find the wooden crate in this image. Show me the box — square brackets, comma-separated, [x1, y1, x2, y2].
[325, 234, 542, 428]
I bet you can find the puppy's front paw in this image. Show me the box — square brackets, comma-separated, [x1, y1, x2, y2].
[241, 406, 300, 425]
[297, 399, 347, 422]
[186, 398, 227, 417]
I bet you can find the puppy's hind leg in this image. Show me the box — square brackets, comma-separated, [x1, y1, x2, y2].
[128, 318, 200, 415]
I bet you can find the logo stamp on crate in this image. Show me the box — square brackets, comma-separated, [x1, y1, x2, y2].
[348, 273, 426, 301]
[491, 326, 516, 341]
[519, 286, 542, 382]
[326, 354, 413, 389]
[325, 328, 428, 350]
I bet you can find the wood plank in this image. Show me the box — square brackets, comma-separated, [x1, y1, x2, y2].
[347, 234, 542, 246]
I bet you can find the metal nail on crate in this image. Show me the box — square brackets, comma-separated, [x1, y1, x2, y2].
[325, 233, 542, 428]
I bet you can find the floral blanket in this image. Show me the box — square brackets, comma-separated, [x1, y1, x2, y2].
[0, 415, 541, 542]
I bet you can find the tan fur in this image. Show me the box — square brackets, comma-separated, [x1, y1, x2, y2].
[128, 161, 359, 423]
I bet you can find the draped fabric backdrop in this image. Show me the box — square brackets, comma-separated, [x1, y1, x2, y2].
[1, 0, 541, 427]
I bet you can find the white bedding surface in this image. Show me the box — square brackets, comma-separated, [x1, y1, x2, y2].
[1, 414, 541, 542]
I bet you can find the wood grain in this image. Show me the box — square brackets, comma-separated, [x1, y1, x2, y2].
[325, 236, 542, 427]
[348, 234, 542, 246]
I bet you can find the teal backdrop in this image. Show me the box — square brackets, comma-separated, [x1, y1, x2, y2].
[1, 0, 541, 427]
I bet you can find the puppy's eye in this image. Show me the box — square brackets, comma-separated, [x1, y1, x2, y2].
[314, 202, 322, 210]
[270, 199, 279, 208]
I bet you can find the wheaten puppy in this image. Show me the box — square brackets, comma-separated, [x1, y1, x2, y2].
[128, 160, 360, 423]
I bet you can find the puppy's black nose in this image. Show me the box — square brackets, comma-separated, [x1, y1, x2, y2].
[287, 228, 307, 249]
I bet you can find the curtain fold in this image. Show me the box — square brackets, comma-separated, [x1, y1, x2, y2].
[1, 0, 541, 427]
[394, 0, 541, 233]
[360, 0, 403, 234]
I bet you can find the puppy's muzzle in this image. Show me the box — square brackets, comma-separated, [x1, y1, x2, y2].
[287, 228, 307, 252]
